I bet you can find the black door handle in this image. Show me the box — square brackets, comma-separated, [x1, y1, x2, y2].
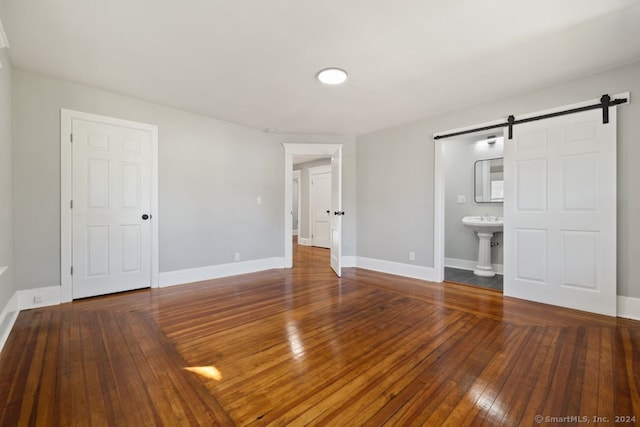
[326, 210, 330, 214]
[334, 211, 345, 216]
[142, 214, 150, 220]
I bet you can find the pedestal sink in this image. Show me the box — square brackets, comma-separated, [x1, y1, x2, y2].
[462, 216, 504, 277]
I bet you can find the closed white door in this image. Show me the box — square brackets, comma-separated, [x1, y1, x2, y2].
[311, 170, 331, 248]
[503, 108, 617, 316]
[330, 151, 343, 277]
[72, 118, 152, 299]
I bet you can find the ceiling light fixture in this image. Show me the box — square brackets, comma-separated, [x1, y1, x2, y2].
[316, 67, 348, 85]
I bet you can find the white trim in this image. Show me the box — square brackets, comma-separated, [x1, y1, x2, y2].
[0, 292, 19, 355]
[445, 258, 504, 275]
[617, 296, 640, 321]
[341, 256, 357, 268]
[433, 138, 445, 283]
[292, 169, 301, 239]
[282, 143, 343, 269]
[433, 92, 630, 296]
[159, 257, 285, 288]
[297, 237, 312, 246]
[0, 17, 9, 48]
[355, 257, 437, 282]
[60, 109, 159, 302]
[17, 286, 62, 310]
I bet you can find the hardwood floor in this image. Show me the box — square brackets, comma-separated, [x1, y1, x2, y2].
[0, 243, 638, 425]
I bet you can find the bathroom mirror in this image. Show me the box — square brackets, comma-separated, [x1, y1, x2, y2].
[474, 157, 504, 203]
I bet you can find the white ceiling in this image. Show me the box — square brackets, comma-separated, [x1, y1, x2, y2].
[1, 0, 639, 135]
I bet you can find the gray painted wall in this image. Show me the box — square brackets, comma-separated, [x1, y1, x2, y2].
[12, 70, 356, 291]
[443, 136, 503, 266]
[0, 49, 14, 310]
[356, 120, 435, 266]
[357, 60, 640, 298]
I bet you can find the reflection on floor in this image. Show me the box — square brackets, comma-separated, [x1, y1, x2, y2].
[445, 267, 503, 292]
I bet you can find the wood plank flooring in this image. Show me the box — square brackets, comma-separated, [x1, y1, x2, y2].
[0, 242, 638, 425]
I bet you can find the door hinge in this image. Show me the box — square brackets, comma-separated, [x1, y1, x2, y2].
[70, 266, 73, 275]
[70, 133, 73, 143]
[70, 200, 73, 209]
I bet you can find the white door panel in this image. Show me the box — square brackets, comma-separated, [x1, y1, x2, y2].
[311, 170, 331, 248]
[504, 108, 616, 316]
[514, 228, 547, 283]
[515, 159, 547, 211]
[72, 118, 152, 299]
[330, 152, 342, 277]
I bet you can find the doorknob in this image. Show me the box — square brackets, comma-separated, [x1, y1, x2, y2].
[334, 211, 345, 216]
[142, 214, 150, 220]
[326, 210, 330, 214]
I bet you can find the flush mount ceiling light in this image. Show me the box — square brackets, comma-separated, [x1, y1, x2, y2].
[316, 67, 348, 85]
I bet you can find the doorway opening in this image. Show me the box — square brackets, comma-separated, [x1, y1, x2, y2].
[283, 144, 343, 277]
[440, 131, 505, 292]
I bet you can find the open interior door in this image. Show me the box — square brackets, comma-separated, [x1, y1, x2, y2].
[330, 147, 343, 277]
[503, 108, 617, 316]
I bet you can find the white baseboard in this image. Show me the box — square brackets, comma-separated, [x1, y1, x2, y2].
[342, 256, 357, 268]
[445, 257, 504, 275]
[0, 285, 62, 355]
[355, 257, 437, 282]
[17, 286, 62, 310]
[159, 257, 286, 288]
[0, 292, 19, 355]
[617, 295, 640, 321]
[297, 237, 312, 246]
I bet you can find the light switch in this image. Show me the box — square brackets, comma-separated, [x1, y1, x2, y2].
[457, 195, 466, 204]
[257, 196, 262, 205]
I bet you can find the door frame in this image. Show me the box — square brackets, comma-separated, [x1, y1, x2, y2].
[292, 169, 301, 235]
[433, 118, 505, 283]
[283, 143, 342, 268]
[60, 109, 159, 302]
[433, 93, 628, 285]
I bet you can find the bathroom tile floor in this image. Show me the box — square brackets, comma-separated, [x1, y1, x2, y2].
[444, 267, 503, 292]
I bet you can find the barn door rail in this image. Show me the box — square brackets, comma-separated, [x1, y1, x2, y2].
[433, 94, 628, 141]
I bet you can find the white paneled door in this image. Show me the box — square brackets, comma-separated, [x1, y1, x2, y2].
[330, 150, 343, 277]
[72, 118, 153, 299]
[504, 108, 617, 316]
[311, 168, 331, 249]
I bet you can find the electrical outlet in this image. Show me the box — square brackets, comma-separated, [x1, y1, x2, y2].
[234, 252, 241, 261]
[409, 251, 415, 261]
[33, 294, 43, 304]
[457, 195, 466, 204]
